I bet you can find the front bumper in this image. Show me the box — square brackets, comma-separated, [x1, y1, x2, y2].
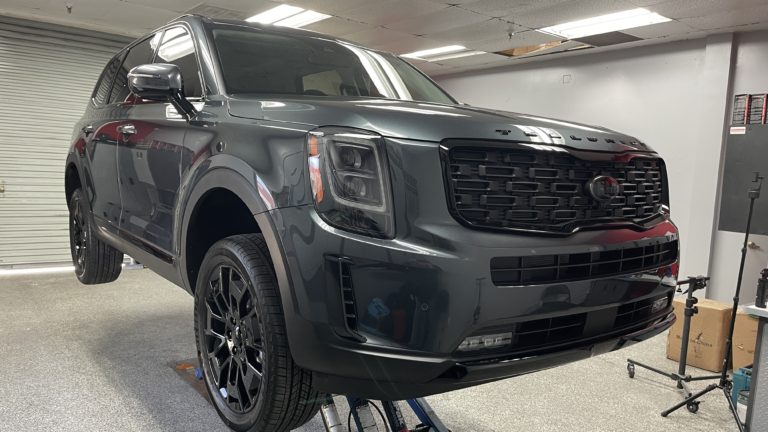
[267, 202, 678, 400]
[314, 311, 675, 400]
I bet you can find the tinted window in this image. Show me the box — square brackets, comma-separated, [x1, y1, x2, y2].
[92, 54, 123, 105]
[156, 27, 202, 98]
[212, 27, 455, 104]
[110, 33, 161, 104]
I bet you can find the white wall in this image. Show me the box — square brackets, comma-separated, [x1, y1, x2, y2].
[709, 31, 768, 303]
[437, 37, 731, 283]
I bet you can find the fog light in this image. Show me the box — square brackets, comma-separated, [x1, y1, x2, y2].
[457, 332, 512, 351]
[651, 296, 669, 313]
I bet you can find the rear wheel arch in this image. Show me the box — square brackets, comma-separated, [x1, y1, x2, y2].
[64, 161, 82, 204]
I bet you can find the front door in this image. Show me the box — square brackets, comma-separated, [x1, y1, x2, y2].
[116, 106, 184, 255]
[116, 25, 203, 257]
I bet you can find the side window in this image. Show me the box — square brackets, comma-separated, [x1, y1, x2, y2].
[92, 54, 122, 105]
[110, 33, 161, 104]
[156, 27, 203, 98]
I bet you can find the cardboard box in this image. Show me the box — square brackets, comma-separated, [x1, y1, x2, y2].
[666, 297, 731, 372]
[732, 310, 759, 369]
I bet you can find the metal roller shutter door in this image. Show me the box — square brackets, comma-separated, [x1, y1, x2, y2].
[0, 17, 130, 267]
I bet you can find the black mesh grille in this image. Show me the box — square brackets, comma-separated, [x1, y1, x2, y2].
[455, 293, 672, 357]
[446, 145, 666, 233]
[339, 260, 357, 331]
[490, 240, 677, 286]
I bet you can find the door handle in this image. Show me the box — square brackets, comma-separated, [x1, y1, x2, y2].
[118, 124, 136, 136]
[82, 124, 94, 136]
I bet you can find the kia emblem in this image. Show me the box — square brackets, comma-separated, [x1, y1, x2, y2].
[588, 175, 620, 201]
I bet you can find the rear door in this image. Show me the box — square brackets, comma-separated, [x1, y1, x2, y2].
[84, 53, 124, 232]
[116, 26, 204, 257]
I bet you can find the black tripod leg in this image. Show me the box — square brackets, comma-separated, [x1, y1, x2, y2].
[722, 386, 745, 432]
[661, 384, 719, 417]
[627, 359, 678, 380]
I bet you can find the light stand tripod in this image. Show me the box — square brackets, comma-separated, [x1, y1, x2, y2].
[626, 275, 721, 410]
[660, 172, 764, 430]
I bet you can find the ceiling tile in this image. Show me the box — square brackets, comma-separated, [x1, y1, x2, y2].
[428, 0, 481, 4]
[337, 0, 446, 26]
[468, 29, 564, 53]
[205, 0, 280, 15]
[269, 0, 382, 15]
[625, 0, 672, 6]
[122, 0, 203, 13]
[680, 4, 768, 30]
[620, 19, 698, 39]
[459, 0, 572, 20]
[504, 0, 638, 29]
[303, 16, 373, 36]
[647, 0, 766, 20]
[408, 59, 458, 74]
[434, 52, 510, 67]
[386, 5, 488, 35]
[102, 2, 180, 32]
[344, 26, 429, 51]
[427, 17, 515, 44]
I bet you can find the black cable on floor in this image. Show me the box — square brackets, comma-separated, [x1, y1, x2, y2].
[346, 400, 391, 432]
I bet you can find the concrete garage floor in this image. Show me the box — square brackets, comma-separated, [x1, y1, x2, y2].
[0, 269, 739, 432]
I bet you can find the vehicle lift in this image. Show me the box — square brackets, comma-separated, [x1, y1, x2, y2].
[319, 394, 450, 432]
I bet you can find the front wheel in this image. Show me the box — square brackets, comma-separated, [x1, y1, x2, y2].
[194, 234, 321, 432]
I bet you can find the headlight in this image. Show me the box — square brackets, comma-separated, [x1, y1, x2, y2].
[308, 127, 394, 238]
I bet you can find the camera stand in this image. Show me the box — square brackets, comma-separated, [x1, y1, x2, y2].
[658, 172, 764, 431]
[626, 275, 721, 412]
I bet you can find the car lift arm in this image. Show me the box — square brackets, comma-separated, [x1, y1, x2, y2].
[320, 394, 450, 432]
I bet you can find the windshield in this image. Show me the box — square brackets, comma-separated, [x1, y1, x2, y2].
[212, 25, 456, 104]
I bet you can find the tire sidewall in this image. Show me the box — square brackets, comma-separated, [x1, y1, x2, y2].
[68, 189, 88, 280]
[194, 241, 271, 431]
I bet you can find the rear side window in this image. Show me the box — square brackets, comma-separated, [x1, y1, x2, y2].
[110, 33, 161, 104]
[156, 27, 203, 98]
[92, 54, 122, 105]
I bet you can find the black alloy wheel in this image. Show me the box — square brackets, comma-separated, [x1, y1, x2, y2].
[203, 264, 264, 414]
[194, 234, 320, 432]
[70, 197, 88, 271]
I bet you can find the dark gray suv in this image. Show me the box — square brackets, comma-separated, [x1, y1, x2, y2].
[65, 14, 679, 432]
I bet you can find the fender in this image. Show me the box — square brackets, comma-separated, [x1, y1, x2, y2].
[64, 151, 101, 236]
[176, 153, 303, 338]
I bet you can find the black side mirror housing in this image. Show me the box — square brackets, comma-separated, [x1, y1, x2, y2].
[127, 63, 197, 120]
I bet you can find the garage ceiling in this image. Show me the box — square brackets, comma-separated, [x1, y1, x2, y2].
[1, 0, 767, 76]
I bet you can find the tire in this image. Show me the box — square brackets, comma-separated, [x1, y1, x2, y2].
[194, 234, 321, 432]
[68, 188, 123, 284]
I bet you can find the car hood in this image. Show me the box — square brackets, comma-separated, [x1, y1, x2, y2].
[227, 96, 654, 153]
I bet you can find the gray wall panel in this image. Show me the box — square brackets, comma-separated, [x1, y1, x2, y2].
[0, 17, 129, 266]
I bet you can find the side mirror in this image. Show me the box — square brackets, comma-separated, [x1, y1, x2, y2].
[127, 63, 197, 120]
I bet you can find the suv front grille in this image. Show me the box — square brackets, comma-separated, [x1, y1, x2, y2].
[445, 144, 666, 233]
[490, 240, 678, 286]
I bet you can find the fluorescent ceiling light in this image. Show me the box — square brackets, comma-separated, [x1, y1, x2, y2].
[245, 4, 330, 28]
[401, 45, 467, 60]
[275, 10, 331, 28]
[246, 4, 303, 24]
[427, 50, 485, 62]
[539, 8, 671, 39]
